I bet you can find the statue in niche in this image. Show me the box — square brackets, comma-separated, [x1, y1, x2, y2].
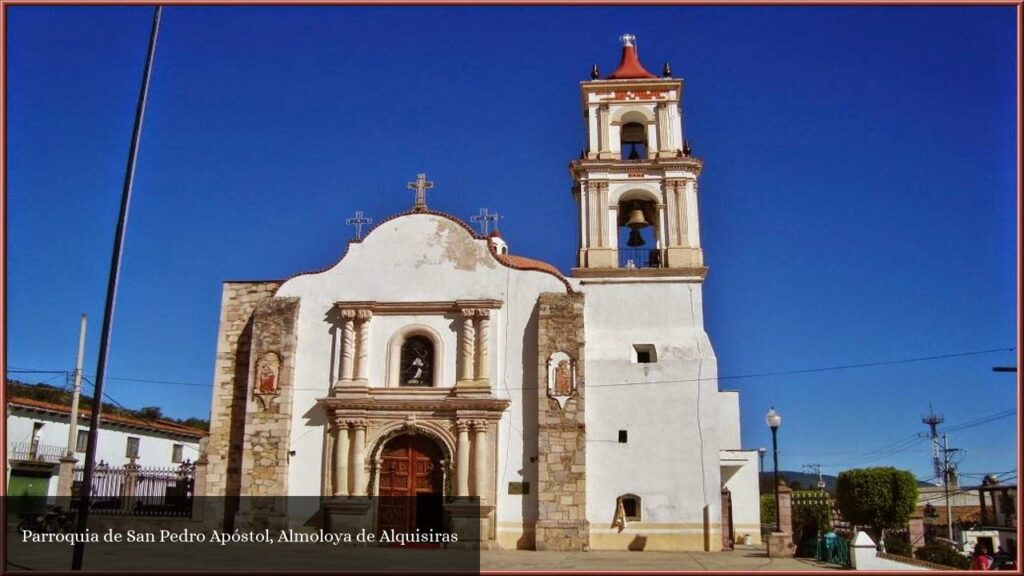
[400, 336, 433, 387]
[546, 351, 577, 409]
[256, 352, 281, 393]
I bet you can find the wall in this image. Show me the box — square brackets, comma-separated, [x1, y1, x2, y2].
[721, 449, 761, 545]
[582, 280, 724, 551]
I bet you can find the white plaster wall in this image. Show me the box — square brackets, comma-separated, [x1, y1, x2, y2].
[275, 213, 567, 530]
[721, 449, 761, 544]
[7, 411, 202, 497]
[717, 391, 741, 450]
[582, 281, 724, 532]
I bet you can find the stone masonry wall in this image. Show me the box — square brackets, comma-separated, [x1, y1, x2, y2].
[235, 296, 299, 530]
[535, 292, 589, 551]
[203, 281, 280, 529]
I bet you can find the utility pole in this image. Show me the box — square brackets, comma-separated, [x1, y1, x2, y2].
[804, 463, 825, 490]
[941, 434, 962, 543]
[65, 314, 87, 456]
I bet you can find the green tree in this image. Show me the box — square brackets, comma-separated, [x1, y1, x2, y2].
[835, 467, 918, 545]
[137, 406, 164, 420]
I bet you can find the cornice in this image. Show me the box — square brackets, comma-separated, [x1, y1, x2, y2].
[333, 300, 503, 314]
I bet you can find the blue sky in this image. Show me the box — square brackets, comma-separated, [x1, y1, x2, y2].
[6, 6, 1017, 483]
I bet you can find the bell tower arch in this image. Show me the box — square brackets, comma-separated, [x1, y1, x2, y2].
[570, 34, 706, 279]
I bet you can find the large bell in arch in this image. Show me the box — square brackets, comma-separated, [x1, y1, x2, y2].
[625, 204, 650, 247]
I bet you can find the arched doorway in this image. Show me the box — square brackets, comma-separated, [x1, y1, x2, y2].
[377, 434, 445, 534]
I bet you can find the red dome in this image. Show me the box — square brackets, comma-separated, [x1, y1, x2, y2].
[607, 34, 657, 80]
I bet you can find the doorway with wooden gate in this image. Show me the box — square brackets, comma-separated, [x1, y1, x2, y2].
[376, 434, 445, 535]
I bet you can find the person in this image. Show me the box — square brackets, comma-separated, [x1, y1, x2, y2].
[970, 543, 993, 570]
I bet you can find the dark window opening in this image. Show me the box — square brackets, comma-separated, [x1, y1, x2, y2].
[618, 430, 628, 443]
[76, 430, 88, 453]
[633, 344, 657, 364]
[126, 436, 140, 459]
[618, 494, 642, 521]
[400, 335, 434, 387]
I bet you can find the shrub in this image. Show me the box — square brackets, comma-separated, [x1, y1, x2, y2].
[914, 542, 969, 569]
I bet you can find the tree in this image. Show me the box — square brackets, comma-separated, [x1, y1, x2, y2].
[835, 467, 918, 545]
[137, 406, 164, 420]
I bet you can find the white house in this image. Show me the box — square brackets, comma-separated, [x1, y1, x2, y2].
[6, 394, 206, 500]
[200, 35, 761, 552]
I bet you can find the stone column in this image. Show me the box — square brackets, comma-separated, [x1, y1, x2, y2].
[474, 310, 490, 383]
[333, 421, 350, 497]
[456, 421, 470, 497]
[656, 203, 668, 250]
[350, 420, 367, 496]
[354, 310, 372, 384]
[458, 310, 476, 385]
[471, 420, 488, 499]
[339, 310, 356, 383]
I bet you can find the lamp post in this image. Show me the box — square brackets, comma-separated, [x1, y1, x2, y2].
[766, 407, 782, 533]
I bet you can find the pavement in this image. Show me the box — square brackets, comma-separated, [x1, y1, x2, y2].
[479, 545, 842, 571]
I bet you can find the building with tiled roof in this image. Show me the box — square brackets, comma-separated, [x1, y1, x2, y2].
[201, 35, 757, 553]
[6, 395, 205, 500]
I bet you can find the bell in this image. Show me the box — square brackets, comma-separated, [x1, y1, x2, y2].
[627, 228, 645, 247]
[625, 208, 649, 229]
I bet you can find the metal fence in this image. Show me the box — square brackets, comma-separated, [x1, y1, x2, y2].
[618, 248, 664, 269]
[815, 532, 851, 567]
[9, 441, 65, 464]
[72, 460, 195, 517]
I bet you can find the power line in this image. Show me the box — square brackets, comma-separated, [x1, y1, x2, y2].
[8, 346, 1015, 392]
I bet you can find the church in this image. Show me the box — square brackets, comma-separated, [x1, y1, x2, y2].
[201, 35, 760, 552]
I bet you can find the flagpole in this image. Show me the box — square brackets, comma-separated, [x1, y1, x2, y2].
[72, 5, 162, 569]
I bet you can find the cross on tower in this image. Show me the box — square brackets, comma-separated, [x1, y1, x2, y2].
[407, 173, 434, 212]
[471, 208, 501, 235]
[345, 211, 372, 240]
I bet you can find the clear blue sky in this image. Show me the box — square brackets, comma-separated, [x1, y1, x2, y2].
[6, 6, 1017, 484]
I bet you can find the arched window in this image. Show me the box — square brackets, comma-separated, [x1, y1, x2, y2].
[620, 122, 648, 160]
[617, 197, 661, 268]
[399, 335, 434, 387]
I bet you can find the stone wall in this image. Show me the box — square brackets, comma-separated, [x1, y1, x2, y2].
[534, 292, 589, 551]
[235, 296, 300, 530]
[202, 281, 280, 529]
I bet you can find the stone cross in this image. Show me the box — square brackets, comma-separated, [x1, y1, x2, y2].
[345, 211, 372, 239]
[407, 173, 434, 212]
[620, 33, 636, 47]
[471, 208, 501, 235]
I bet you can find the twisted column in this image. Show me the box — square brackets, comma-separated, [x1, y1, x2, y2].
[339, 310, 356, 382]
[350, 420, 368, 496]
[474, 309, 490, 382]
[456, 420, 470, 497]
[459, 309, 476, 383]
[333, 421, 350, 496]
[355, 309, 372, 383]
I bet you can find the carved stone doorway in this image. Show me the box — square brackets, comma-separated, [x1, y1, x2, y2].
[377, 434, 444, 534]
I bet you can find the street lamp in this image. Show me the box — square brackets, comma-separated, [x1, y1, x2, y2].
[766, 407, 782, 533]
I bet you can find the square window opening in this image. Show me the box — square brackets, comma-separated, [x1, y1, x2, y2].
[632, 344, 657, 364]
[172, 444, 184, 463]
[76, 430, 89, 453]
[126, 437, 140, 459]
[618, 430, 628, 443]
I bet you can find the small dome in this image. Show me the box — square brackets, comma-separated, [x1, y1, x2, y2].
[607, 34, 657, 80]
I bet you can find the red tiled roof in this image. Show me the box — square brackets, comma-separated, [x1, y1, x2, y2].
[7, 396, 207, 440]
[607, 44, 657, 80]
[496, 254, 564, 279]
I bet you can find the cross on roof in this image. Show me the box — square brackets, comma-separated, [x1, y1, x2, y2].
[345, 210, 372, 240]
[471, 208, 501, 235]
[407, 173, 434, 212]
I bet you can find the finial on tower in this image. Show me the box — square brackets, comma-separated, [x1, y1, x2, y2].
[619, 33, 636, 47]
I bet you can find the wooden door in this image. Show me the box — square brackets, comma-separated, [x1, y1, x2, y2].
[377, 435, 443, 534]
[721, 488, 735, 550]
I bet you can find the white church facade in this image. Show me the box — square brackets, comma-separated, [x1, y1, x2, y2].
[201, 36, 760, 551]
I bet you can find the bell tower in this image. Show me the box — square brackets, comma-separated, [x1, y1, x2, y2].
[570, 34, 706, 278]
